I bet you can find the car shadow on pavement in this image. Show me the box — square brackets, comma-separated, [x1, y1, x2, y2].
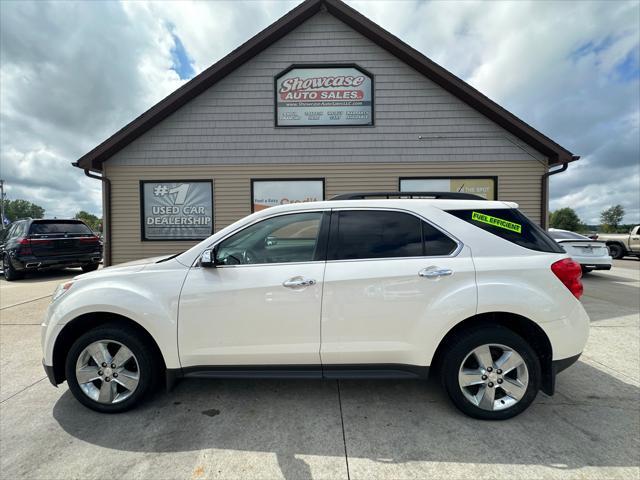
[52, 361, 639, 472]
[0, 268, 80, 284]
[583, 272, 638, 283]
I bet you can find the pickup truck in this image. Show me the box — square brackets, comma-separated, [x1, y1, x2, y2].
[595, 226, 640, 259]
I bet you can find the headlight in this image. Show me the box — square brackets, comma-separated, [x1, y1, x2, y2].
[52, 281, 74, 302]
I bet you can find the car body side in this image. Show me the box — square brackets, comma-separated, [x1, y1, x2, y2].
[41, 200, 589, 388]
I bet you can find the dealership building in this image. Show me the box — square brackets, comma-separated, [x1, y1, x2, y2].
[74, 0, 578, 266]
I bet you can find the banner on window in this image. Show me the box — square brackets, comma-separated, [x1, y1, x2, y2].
[252, 180, 324, 212]
[141, 180, 213, 240]
[400, 177, 496, 200]
[275, 66, 373, 126]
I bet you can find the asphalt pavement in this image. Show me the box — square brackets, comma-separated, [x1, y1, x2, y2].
[0, 258, 638, 479]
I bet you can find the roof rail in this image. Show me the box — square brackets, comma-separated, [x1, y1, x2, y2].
[329, 191, 486, 201]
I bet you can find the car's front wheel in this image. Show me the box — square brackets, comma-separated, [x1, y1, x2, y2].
[441, 325, 541, 420]
[65, 324, 158, 413]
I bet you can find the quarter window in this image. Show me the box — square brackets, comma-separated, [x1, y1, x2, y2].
[329, 210, 456, 260]
[447, 208, 564, 253]
[216, 212, 324, 265]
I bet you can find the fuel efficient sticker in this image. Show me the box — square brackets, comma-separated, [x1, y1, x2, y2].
[472, 212, 522, 233]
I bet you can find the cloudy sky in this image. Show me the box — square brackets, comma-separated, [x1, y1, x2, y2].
[1, 0, 638, 224]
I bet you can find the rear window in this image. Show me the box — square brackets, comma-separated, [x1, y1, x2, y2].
[29, 221, 93, 235]
[548, 230, 589, 240]
[447, 209, 564, 253]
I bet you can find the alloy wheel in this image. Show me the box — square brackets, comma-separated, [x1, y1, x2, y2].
[458, 343, 529, 411]
[75, 340, 140, 404]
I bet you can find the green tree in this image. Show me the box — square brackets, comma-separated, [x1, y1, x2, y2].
[549, 207, 583, 232]
[1, 199, 45, 222]
[74, 210, 102, 232]
[600, 205, 625, 233]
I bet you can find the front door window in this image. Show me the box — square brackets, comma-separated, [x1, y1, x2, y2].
[216, 212, 323, 265]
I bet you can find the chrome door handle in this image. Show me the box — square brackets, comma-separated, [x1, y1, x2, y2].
[282, 277, 316, 288]
[419, 267, 453, 278]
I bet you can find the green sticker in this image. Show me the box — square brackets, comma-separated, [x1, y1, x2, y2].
[472, 211, 522, 233]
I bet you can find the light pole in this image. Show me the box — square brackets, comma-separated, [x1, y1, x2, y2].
[0, 179, 5, 230]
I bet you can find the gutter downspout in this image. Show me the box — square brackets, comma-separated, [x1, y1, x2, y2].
[541, 155, 580, 229]
[74, 164, 112, 267]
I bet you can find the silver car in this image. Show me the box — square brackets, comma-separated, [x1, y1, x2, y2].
[548, 228, 612, 273]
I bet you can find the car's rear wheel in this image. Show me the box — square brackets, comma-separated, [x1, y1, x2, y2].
[65, 324, 158, 413]
[581, 266, 593, 274]
[3, 254, 23, 281]
[607, 243, 625, 259]
[441, 326, 541, 420]
[81, 263, 99, 273]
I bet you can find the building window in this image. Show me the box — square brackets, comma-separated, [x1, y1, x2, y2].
[251, 179, 324, 212]
[140, 180, 213, 241]
[399, 177, 497, 200]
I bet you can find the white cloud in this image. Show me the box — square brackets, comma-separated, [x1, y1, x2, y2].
[1, 0, 638, 225]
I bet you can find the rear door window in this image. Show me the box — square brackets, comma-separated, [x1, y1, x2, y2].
[447, 209, 564, 253]
[328, 210, 457, 260]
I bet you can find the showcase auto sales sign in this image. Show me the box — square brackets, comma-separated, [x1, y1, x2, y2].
[275, 66, 373, 126]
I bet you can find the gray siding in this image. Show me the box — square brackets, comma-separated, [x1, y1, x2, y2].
[103, 10, 549, 264]
[105, 161, 545, 265]
[109, 11, 547, 166]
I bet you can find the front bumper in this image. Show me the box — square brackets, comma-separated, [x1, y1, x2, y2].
[43, 359, 58, 387]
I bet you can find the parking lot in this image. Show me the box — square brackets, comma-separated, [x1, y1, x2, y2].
[1, 259, 638, 480]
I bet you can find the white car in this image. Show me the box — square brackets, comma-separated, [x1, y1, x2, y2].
[42, 193, 589, 420]
[548, 228, 612, 273]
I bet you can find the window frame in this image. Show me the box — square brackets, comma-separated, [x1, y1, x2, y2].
[399, 176, 498, 200]
[326, 207, 462, 263]
[250, 178, 325, 213]
[208, 210, 331, 268]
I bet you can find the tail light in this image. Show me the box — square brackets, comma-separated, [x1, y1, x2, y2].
[551, 258, 583, 299]
[16, 237, 32, 255]
[79, 236, 100, 244]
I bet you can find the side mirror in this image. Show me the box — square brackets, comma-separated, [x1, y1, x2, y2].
[200, 249, 215, 267]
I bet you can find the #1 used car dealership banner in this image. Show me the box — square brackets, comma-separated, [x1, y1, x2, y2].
[275, 66, 373, 126]
[252, 180, 324, 212]
[141, 180, 213, 240]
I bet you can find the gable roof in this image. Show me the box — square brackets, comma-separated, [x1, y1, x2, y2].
[75, 0, 577, 171]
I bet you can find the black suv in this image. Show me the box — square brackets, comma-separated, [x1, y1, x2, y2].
[0, 219, 102, 281]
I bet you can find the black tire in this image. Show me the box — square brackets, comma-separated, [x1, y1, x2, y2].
[65, 324, 158, 413]
[3, 254, 23, 281]
[581, 266, 593, 274]
[440, 325, 541, 420]
[607, 243, 625, 259]
[81, 263, 99, 273]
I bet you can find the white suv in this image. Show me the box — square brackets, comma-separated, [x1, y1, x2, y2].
[42, 193, 589, 420]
